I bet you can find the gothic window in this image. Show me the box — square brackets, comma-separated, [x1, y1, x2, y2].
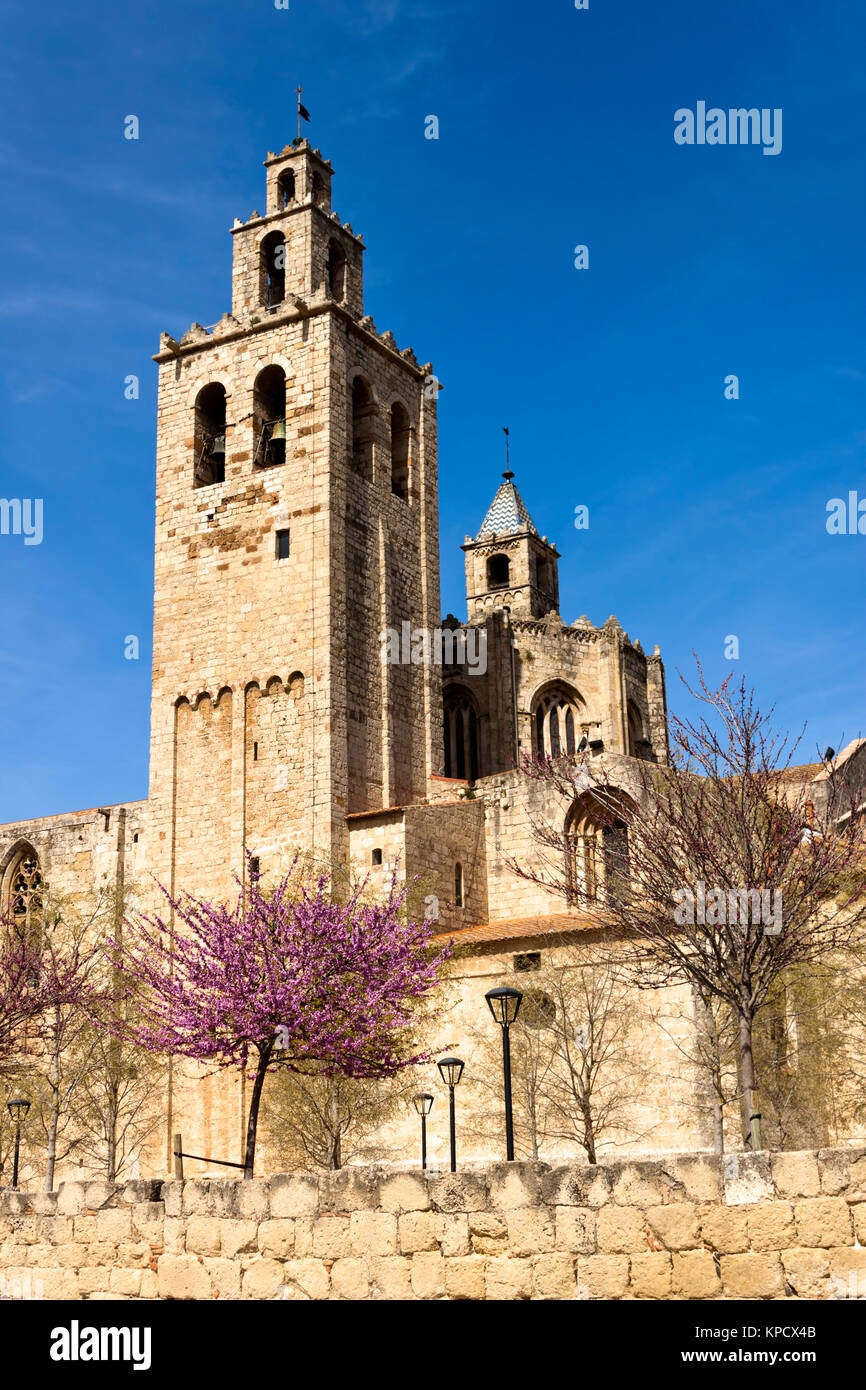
[564, 792, 633, 907]
[350, 376, 375, 481]
[487, 553, 510, 589]
[277, 169, 295, 207]
[193, 383, 227, 487]
[260, 230, 286, 308]
[253, 365, 286, 468]
[443, 687, 480, 781]
[454, 863, 464, 908]
[3, 846, 43, 945]
[532, 683, 583, 758]
[326, 240, 346, 301]
[627, 700, 650, 759]
[390, 402, 410, 500]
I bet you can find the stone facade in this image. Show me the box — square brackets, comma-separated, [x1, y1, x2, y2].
[3, 1149, 866, 1300]
[0, 137, 858, 1184]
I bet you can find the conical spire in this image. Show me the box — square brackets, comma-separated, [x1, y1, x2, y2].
[476, 471, 539, 540]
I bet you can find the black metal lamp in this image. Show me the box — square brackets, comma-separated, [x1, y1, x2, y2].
[412, 1093, 434, 1171]
[436, 1057, 464, 1172]
[485, 987, 523, 1160]
[6, 1098, 31, 1190]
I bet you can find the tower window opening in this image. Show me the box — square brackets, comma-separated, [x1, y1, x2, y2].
[253, 741, 259, 762]
[326, 240, 346, 301]
[260, 230, 286, 308]
[277, 169, 295, 208]
[275, 529, 291, 560]
[371, 847, 382, 867]
[350, 376, 375, 481]
[487, 553, 510, 589]
[390, 401, 411, 499]
[193, 383, 227, 488]
[311, 171, 324, 205]
[454, 862, 464, 908]
[253, 364, 287, 468]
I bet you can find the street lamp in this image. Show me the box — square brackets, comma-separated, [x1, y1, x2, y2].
[412, 1093, 434, 1171]
[485, 986, 523, 1160]
[436, 1057, 464, 1173]
[6, 1098, 31, 1190]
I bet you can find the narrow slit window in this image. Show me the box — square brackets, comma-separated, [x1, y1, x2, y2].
[275, 529, 291, 560]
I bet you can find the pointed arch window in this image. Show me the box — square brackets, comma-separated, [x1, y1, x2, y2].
[327, 240, 346, 302]
[564, 793, 633, 907]
[3, 846, 43, 945]
[444, 687, 480, 781]
[532, 683, 583, 758]
[277, 169, 295, 207]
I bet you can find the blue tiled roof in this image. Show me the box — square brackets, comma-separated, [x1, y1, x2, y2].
[476, 473, 539, 540]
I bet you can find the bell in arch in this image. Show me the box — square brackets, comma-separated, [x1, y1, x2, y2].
[269, 420, 286, 443]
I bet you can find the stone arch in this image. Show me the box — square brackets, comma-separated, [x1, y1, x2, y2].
[443, 683, 480, 781]
[349, 374, 376, 482]
[531, 681, 586, 758]
[389, 400, 411, 500]
[627, 699, 651, 760]
[253, 364, 287, 468]
[326, 239, 347, 301]
[486, 553, 510, 590]
[193, 382, 227, 488]
[259, 230, 286, 308]
[1, 840, 44, 941]
[564, 788, 636, 906]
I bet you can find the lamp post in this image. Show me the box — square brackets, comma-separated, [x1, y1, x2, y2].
[6, 1098, 31, 1190]
[412, 1093, 434, 1171]
[436, 1057, 464, 1173]
[485, 987, 523, 1160]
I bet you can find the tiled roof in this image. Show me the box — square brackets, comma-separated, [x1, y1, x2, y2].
[476, 472, 538, 540]
[435, 911, 601, 948]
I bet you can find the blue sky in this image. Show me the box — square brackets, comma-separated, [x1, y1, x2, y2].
[0, 0, 863, 822]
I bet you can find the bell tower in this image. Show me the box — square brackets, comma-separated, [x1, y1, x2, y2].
[146, 139, 443, 909]
[462, 471, 560, 620]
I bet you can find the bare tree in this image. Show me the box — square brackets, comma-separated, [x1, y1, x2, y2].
[507, 668, 866, 1151]
[261, 1068, 410, 1170]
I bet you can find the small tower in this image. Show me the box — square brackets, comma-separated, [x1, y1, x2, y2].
[462, 471, 560, 620]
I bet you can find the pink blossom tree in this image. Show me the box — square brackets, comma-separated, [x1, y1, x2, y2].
[113, 864, 449, 1176]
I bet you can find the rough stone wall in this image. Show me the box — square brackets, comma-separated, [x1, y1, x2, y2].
[3, 1150, 865, 1300]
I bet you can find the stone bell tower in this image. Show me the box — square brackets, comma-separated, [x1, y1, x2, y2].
[462, 470, 560, 620]
[146, 139, 443, 910]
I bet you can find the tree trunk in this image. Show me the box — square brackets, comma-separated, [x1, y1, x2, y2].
[738, 1008, 763, 1151]
[243, 1042, 273, 1179]
[328, 1079, 342, 1170]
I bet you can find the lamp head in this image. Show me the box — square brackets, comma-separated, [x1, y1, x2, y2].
[6, 1098, 31, 1124]
[412, 1093, 434, 1117]
[485, 986, 523, 1027]
[437, 1057, 465, 1088]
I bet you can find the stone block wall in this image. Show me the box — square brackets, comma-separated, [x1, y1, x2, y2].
[3, 1149, 866, 1301]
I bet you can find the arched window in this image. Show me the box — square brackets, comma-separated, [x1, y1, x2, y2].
[277, 169, 295, 208]
[390, 402, 410, 499]
[564, 792, 633, 907]
[326, 240, 346, 301]
[454, 863, 464, 909]
[2, 844, 43, 945]
[350, 376, 375, 481]
[444, 687, 480, 781]
[627, 700, 650, 759]
[487, 553, 510, 590]
[193, 383, 227, 487]
[532, 683, 584, 758]
[311, 172, 324, 205]
[260, 231, 286, 308]
[253, 365, 286, 468]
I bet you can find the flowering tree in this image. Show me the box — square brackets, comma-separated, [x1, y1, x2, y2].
[113, 864, 449, 1176]
[507, 669, 866, 1151]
